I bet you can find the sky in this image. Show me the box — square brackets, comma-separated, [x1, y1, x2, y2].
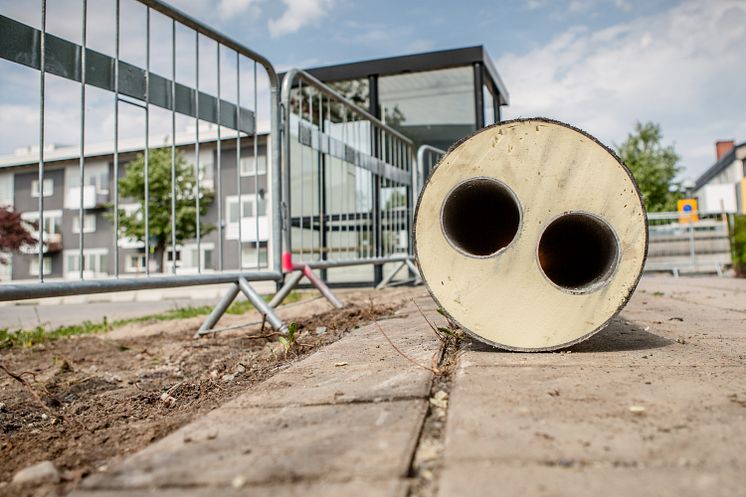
[1, 0, 745, 180]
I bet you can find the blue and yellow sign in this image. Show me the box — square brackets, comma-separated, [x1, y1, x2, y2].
[677, 198, 698, 224]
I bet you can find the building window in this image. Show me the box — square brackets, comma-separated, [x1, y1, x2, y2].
[379, 66, 476, 149]
[197, 161, 214, 190]
[29, 256, 52, 276]
[181, 243, 214, 270]
[66, 162, 109, 193]
[0, 254, 11, 281]
[239, 154, 267, 176]
[241, 245, 268, 269]
[65, 162, 110, 209]
[0, 173, 13, 207]
[166, 247, 182, 265]
[31, 178, 54, 197]
[22, 210, 62, 234]
[125, 254, 147, 273]
[225, 193, 269, 242]
[72, 214, 97, 234]
[227, 194, 267, 223]
[65, 249, 108, 276]
[483, 85, 496, 126]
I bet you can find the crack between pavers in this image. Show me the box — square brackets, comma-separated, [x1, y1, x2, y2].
[404, 335, 461, 497]
[230, 394, 431, 409]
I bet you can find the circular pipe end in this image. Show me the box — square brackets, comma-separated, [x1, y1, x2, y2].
[538, 212, 620, 292]
[441, 178, 521, 258]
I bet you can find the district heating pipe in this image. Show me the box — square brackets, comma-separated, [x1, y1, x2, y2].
[414, 118, 648, 351]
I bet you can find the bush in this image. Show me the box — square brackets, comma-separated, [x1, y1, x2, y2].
[733, 215, 746, 277]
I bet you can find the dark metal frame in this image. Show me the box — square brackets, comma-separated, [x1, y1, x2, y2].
[295, 45, 509, 134]
[290, 46, 509, 283]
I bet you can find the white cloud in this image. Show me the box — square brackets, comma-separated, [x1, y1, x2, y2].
[217, 0, 261, 20]
[497, 0, 746, 179]
[268, 0, 334, 38]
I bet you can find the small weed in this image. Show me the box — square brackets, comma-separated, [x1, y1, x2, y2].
[652, 291, 665, 297]
[278, 322, 298, 355]
[0, 320, 111, 349]
[374, 300, 465, 376]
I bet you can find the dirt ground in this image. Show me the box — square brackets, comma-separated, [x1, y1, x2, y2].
[0, 289, 407, 497]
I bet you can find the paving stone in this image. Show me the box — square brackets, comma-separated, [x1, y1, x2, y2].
[80, 400, 425, 490]
[458, 329, 744, 369]
[638, 277, 746, 313]
[438, 463, 742, 497]
[444, 364, 746, 467]
[228, 314, 442, 407]
[74, 477, 408, 497]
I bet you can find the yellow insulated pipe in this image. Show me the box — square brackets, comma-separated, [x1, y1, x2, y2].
[414, 118, 648, 351]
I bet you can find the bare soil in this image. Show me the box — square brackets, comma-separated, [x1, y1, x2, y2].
[0, 291, 403, 497]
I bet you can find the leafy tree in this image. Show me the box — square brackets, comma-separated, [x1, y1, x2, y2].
[0, 207, 37, 265]
[615, 121, 682, 212]
[107, 148, 214, 272]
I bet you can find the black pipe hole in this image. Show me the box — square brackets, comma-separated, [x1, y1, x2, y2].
[441, 178, 520, 257]
[538, 213, 619, 291]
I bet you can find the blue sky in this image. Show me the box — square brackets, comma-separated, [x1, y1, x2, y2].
[1, 0, 745, 180]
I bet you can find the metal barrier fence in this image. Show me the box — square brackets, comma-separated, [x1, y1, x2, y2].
[415, 144, 446, 195]
[645, 211, 732, 276]
[274, 69, 418, 304]
[0, 0, 286, 333]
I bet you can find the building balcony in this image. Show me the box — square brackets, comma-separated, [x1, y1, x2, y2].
[66, 185, 109, 210]
[226, 216, 269, 242]
[21, 232, 62, 254]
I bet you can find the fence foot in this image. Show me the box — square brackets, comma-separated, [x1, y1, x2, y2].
[194, 282, 240, 338]
[269, 270, 304, 308]
[405, 258, 422, 285]
[376, 261, 406, 289]
[301, 265, 344, 309]
[272, 266, 344, 309]
[194, 278, 288, 338]
[237, 277, 288, 333]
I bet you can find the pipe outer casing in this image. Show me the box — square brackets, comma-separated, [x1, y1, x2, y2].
[414, 118, 648, 351]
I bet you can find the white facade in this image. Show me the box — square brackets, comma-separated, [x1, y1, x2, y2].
[694, 144, 746, 214]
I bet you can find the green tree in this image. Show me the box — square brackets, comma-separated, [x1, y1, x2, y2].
[616, 121, 682, 212]
[107, 148, 214, 272]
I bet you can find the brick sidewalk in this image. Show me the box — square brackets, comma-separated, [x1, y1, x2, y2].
[71, 277, 746, 497]
[72, 294, 443, 497]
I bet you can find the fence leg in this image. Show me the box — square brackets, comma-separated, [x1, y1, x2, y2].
[269, 270, 304, 308]
[376, 261, 405, 289]
[237, 277, 288, 333]
[688, 223, 696, 269]
[405, 258, 422, 285]
[301, 265, 343, 309]
[194, 282, 240, 338]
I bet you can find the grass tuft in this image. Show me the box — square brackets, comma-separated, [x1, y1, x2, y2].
[0, 291, 306, 349]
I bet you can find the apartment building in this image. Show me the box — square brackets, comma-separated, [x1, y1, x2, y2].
[0, 127, 271, 282]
